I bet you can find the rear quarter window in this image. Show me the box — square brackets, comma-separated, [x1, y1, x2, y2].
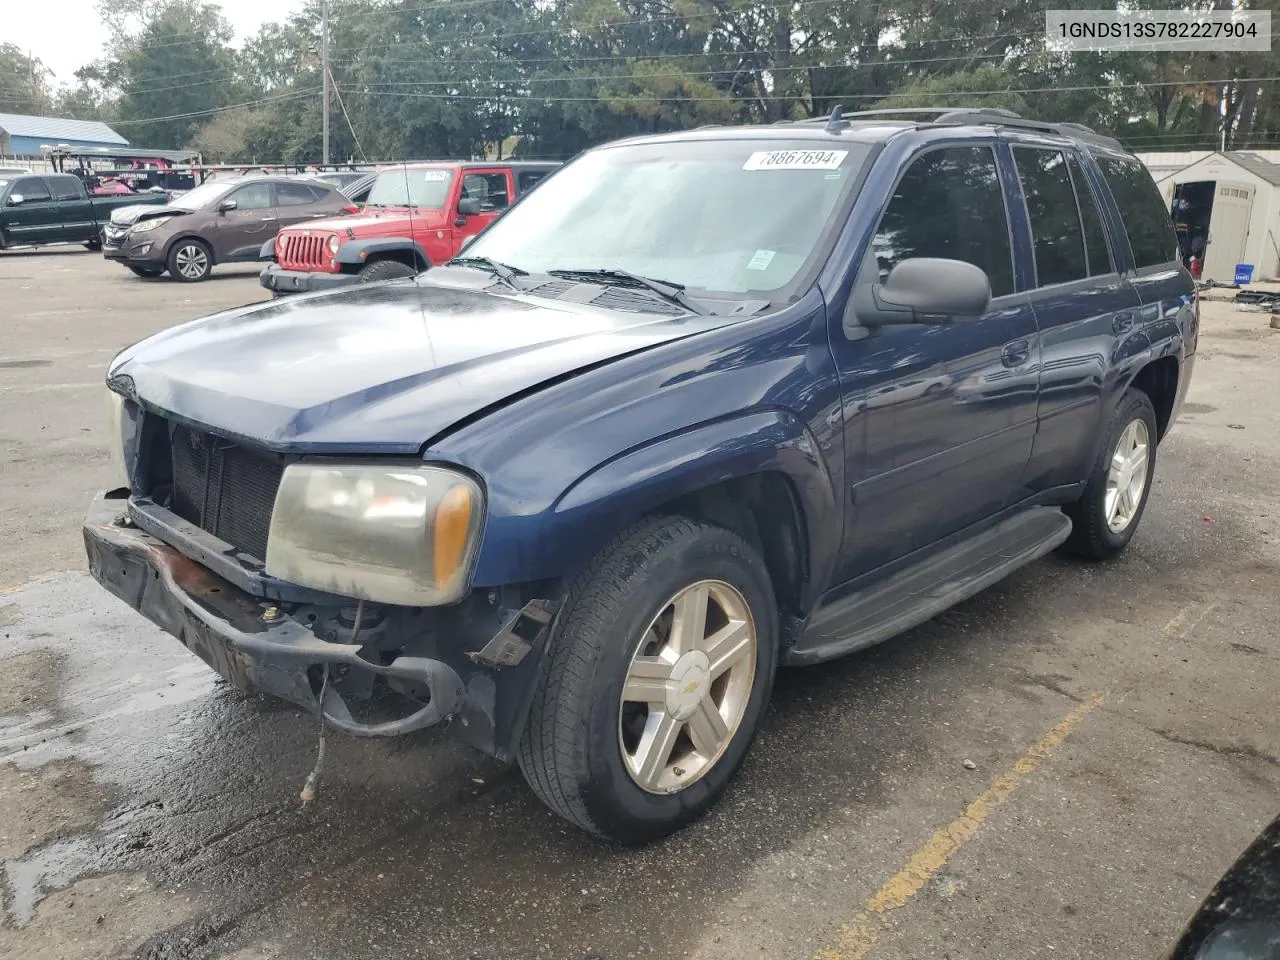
[1096, 156, 1179, 269]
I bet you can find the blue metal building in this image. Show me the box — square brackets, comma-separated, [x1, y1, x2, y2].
[0, 113, 129, 159]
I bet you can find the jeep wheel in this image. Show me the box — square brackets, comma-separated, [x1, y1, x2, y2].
[128, 265, 164, 278]
[517, 517, 778, 844]
[167, 239, 213, 282]
[358, 259, 417, 282]
[1064, 388, 1158, 560]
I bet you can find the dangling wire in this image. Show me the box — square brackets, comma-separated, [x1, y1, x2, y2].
[299, 663, 329, 809]
[299, 598, 365, 809]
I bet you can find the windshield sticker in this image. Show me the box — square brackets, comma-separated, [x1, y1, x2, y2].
[747, 249, 776, 271]
[422, 170, 449, 181]
[743, 150, 847, 171]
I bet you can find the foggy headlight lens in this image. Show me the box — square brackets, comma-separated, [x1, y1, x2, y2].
[130, 217, 171, 233]
[105, 388, 129, 486]
[265, 464, 484, 606]
[327, 234, 340, 253]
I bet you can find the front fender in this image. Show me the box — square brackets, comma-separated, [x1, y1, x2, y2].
[471, 410, 840, 609]
[336, 238, 431, 270]
[258, 237, 276, 261]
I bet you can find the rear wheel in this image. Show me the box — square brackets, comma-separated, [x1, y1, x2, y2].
[128, 265, 164, 278]
[1064, 388, 1158, 560]
[517, 517, 778, 844]
[357, 259, 417, 282]
[167, 239, 212, 282]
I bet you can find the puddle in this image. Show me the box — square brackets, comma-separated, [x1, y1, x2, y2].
[4, 835, 98, 925]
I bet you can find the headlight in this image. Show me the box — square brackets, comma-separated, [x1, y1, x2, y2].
[105, 388, 129, 486]
[131, 217, 171, 233]
[265, 464, 484, 606]
[327, 234, 340, 253]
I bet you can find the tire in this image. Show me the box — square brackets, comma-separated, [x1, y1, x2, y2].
[517, 516, 778, 844]
[128, 265, 164, 278]
[166, 239, 213, 282]
[357, 259, 417, 282]
[1064, 388, 1159, 560]
[84, 238, 102, 252]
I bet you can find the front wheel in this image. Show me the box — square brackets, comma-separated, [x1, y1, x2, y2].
[167, 239, 212, 282]
[1064, 388, 1158, 560]
[517, 517, 778, 844]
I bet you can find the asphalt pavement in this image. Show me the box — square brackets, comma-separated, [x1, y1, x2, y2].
[1, 249, 1277, 960]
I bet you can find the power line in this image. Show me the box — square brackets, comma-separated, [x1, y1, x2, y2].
[334, 74, 1280, 104]
[108, 89, 319, 126]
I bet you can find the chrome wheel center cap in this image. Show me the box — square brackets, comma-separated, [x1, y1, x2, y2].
[666, 651, 711, 721]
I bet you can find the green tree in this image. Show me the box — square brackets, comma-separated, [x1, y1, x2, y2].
[0, 44, 53, 116]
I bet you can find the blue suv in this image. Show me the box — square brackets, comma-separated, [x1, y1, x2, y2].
[85, 107, 1196, 843]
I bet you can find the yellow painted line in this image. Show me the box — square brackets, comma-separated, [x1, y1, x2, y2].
[814, 690, 1106, 960]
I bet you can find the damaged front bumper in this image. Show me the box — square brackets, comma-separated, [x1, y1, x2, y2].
[83, 491, 556, 759]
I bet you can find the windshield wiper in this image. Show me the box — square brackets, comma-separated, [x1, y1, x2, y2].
[548, 268, 709, 316]
[448, 255, 527, 291]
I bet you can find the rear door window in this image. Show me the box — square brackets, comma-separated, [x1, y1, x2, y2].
[1014, 148, 1087, 287]
[50, 176, 85, 201]
[12, 177, 51, 203]
[277, 181, 321, 206]
[1096, 156, 1179, 268]
[516, 170, 548, 195]
[1066, 155, 1114, 276]
[872, 145, 1014, 297]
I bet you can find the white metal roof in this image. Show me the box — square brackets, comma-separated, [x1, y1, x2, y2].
[0, 113, 128, 146]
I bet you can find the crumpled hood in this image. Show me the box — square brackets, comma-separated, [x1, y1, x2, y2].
[110, 203, 190, 226]
[108, 276, 732, 454]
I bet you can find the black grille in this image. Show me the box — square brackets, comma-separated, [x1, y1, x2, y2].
[165, 423, 284, 562]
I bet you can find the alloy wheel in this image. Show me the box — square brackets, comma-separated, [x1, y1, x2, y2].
[175, 244, 208, 280]
[1105, 418, 1150, 533]
[618, 579, 757, 795]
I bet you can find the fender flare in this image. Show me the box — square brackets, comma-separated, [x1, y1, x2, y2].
[471, 409, 840, 611]
[258, 237, 276, 261]
[336, 237, 432, 271]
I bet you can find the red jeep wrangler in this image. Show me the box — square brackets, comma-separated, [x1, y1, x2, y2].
[260, 160, 560, 294]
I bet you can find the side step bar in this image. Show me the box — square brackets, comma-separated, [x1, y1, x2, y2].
[786, 507, 1072, 666]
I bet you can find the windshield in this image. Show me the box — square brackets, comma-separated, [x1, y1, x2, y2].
[367, 168, 454, 208]
[465, 139, 870, 297]
[173, 180, 235, 210]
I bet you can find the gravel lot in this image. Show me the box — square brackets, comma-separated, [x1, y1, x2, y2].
[1, 248, 1277, 960]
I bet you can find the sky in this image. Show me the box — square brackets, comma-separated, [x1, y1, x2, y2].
[4, 0, 308, 86]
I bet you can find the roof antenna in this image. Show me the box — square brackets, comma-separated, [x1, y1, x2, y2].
[825, 104, 848, 134]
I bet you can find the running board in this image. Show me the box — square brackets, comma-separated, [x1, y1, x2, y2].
[786, 507, 1072, 665]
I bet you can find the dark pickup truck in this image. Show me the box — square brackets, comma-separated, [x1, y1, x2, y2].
[0, 173, 166, 250]
[86, 107, 1195, 844]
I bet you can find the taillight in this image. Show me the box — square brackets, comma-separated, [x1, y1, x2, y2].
[342, 204, 359, 214]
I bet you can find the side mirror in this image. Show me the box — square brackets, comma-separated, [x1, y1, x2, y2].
[850, 258, 991, 329]
[7, 194, 23, 206]
[457, 196, 482, 217]
[217, 198, 238, 213]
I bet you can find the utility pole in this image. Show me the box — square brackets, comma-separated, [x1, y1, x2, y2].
[321, 0, 331, 165]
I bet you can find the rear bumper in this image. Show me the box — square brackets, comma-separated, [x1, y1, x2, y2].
[83, 492, 556, 755]
[260, 263, 355, 295]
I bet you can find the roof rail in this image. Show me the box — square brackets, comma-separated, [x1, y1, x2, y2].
[782, 104, 1124, 150]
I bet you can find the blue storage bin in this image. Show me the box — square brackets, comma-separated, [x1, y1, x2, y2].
[1235, 263, 1255, 285]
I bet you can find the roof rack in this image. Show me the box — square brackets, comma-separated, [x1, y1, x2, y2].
[785, 105, 1122, 150]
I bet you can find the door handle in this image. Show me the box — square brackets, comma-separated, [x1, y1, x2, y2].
[1001, 338, 1030, 367]
[1112, 312, 1135, 334]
